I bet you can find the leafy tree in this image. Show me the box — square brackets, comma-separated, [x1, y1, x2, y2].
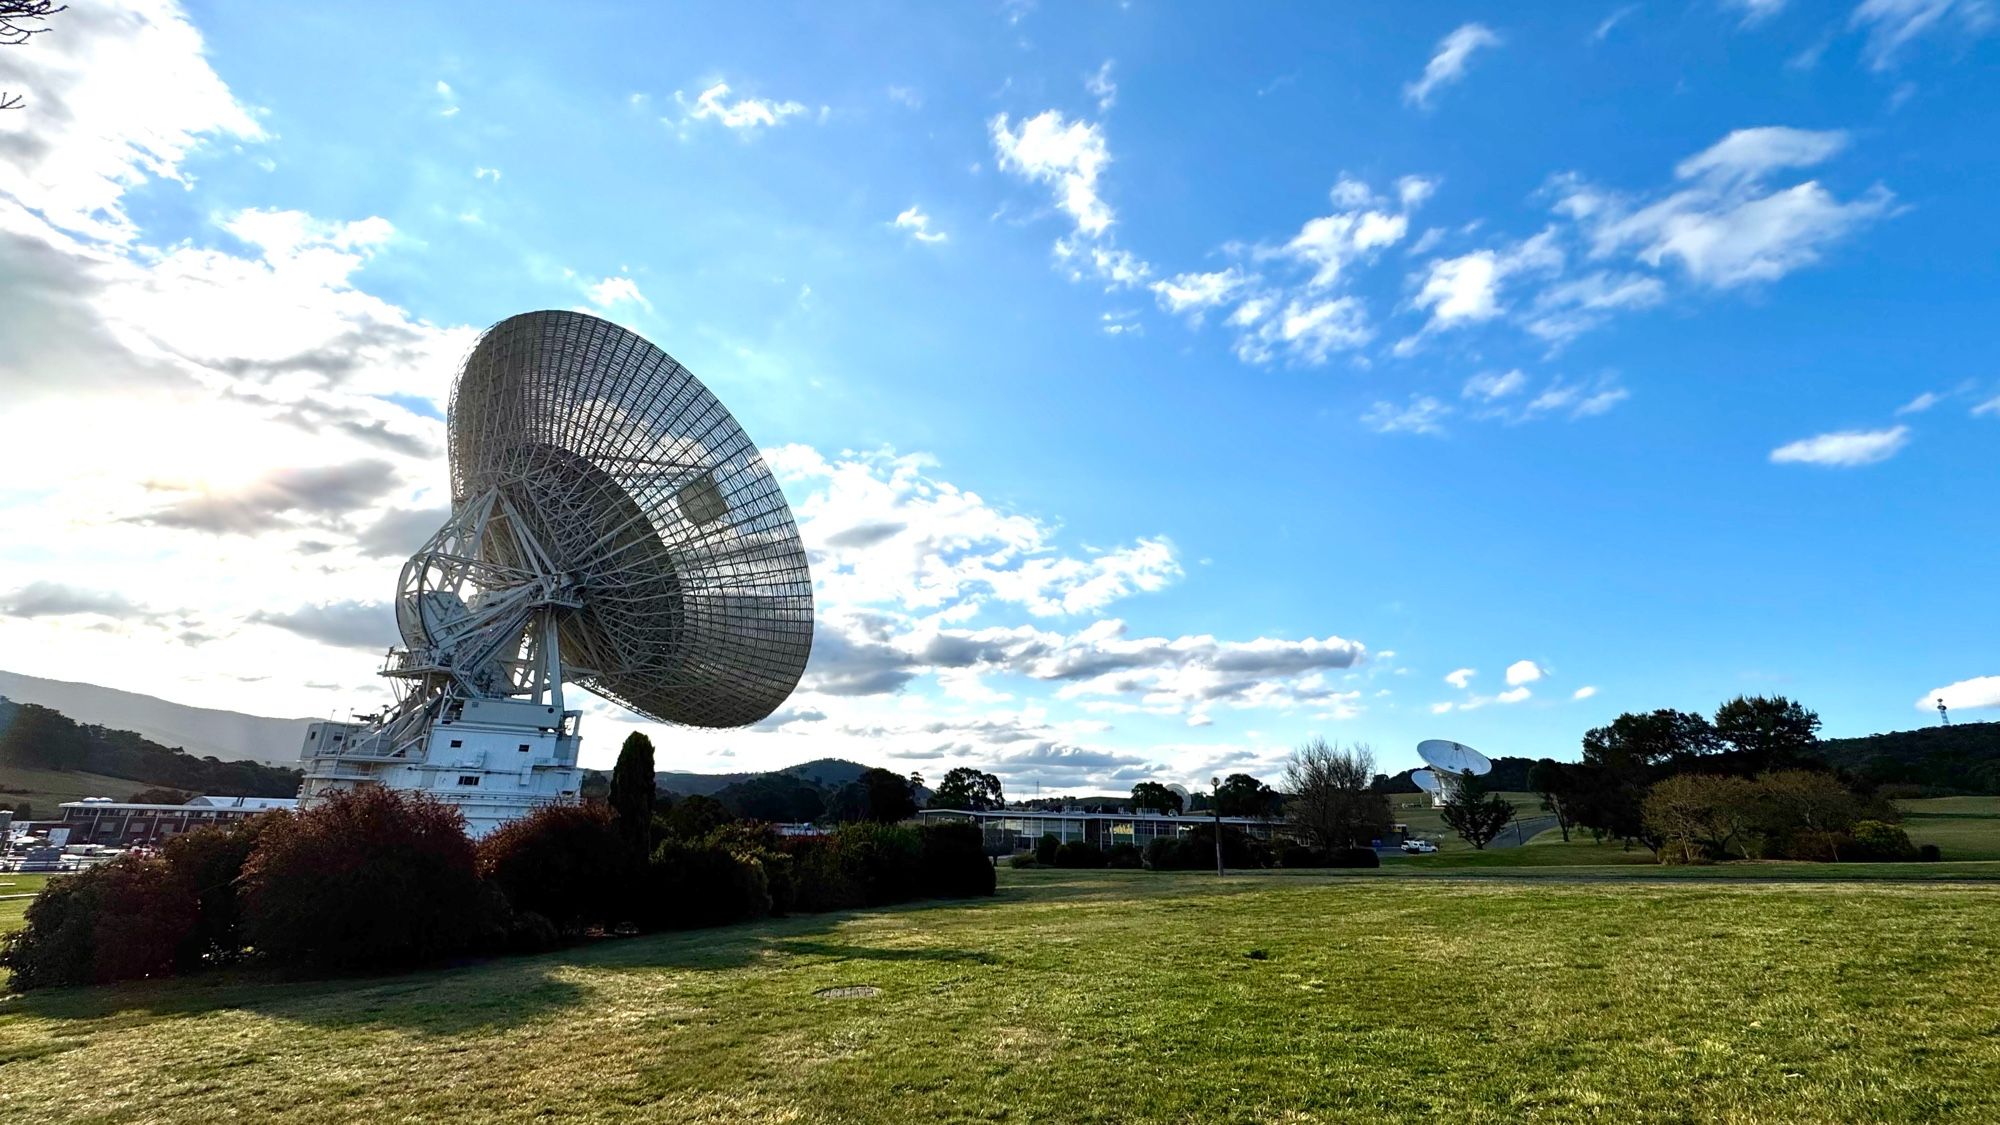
[831, 768, 919, 824]
[127, 787, 193, 805]
[1641, 774, 1760, 864]
[608, 731, 656, 860]
[929, 767, 1005, 811]
[1439, 772, 1516, 850]
[1281, 739, 1392, 848]
[1129, 781, 1184, 815]
[6, 800, 32, 821]
[716, 774, 826, 823]
[662, 793, 730, 839]
[1213, 773, 1281, 819]
[0, 703, 89, 769]
[1583, 709, 1722, 773]
[1526, 759, 1578, 842]
[1713, 695, 1821, 771]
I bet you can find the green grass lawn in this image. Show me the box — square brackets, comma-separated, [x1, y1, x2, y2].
[0, 874, 51, 939]
[0, 763, 148, 811]
[1897, 796, 2000, 861]
[5, 867, 2000, 1123]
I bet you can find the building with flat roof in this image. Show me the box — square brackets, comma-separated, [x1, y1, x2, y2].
[58, 794, 299, 846]
[917, 807, 1286, 854]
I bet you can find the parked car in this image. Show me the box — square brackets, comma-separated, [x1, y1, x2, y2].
[1401, 839, 1439, 854]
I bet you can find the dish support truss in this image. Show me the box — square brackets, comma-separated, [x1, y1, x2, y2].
[297, 488, 587, 837]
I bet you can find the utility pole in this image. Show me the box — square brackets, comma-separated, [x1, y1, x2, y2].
[1210, 776, 1224, 876]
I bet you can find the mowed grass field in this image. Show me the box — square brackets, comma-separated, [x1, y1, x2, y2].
[5, 866, 2000, 1123]
[0, 763, 147, 811]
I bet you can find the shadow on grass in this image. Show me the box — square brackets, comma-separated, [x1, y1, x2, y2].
[2, 891, 1020, 1035]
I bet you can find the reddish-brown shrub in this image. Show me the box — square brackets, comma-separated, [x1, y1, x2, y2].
[476, 803, 627, 934]
[1, 856, 195, 989]
[240, 787, 481, 971]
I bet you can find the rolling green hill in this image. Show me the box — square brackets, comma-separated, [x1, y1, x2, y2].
[1813, 721, 2000, 794]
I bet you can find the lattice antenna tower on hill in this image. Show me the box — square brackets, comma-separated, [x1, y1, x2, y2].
[298, 311, 814, 836]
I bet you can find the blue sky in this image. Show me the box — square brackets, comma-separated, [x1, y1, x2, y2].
[0, 1, 1994, 790]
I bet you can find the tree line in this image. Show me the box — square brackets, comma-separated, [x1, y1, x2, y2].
[0, 700, 304, 799]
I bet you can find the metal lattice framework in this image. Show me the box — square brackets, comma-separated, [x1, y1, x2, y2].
[412, 309, 813, 728]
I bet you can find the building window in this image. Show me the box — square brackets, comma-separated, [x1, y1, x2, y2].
[518, 743, 530, 752]
[457, 775, 480, 787]
[450, 739, 463, 748]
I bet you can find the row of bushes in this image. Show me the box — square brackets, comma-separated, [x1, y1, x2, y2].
[2, 788, 994, 991]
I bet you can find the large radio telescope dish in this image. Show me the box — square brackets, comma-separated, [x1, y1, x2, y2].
[1416, 739, 1492, 777]
[1410, 769, 1442, 794]
[429, 309, 814, 727]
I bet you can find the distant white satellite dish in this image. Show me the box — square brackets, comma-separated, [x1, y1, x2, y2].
[1410, 769, 1442, 794]
[1167, 783, 1192, 806]
[1417, 739, 1492, 777]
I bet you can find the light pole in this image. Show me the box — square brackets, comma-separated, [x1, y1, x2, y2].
[1211, 776, 1224, 876]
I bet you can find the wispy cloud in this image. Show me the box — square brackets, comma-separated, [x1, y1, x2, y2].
[1405, 23, 1501, 109]
[1769, 425, 1910, 467]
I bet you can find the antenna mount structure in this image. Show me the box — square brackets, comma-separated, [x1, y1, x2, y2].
[298, 311, 814, 836]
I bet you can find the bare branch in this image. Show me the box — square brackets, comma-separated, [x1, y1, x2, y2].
[1, 1, 66, 111]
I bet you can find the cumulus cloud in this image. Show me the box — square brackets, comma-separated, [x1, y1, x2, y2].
[1573, 685, 1599, 700]
[1505, 659, 1544, 686]
[1463, 370, 1528, 401]
[672, 82, 811, 131]
[893, 205, 947, 244]
[1769, 425, 1910, 467]
[1919, 674, 2000, 713]
[1150, 267, 1255, 321]
[1086, 60, 1117, 112]
[1444, 667, 1476, 689]
[1411, 230, 1562, 331]
[586, 275, 651, 311]
[1405, 23, 1502, 108]
[991, 110, 1115, 238]
[132, 460, 404, 535]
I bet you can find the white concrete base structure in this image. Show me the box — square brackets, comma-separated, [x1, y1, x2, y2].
[299, 696, 581, 839]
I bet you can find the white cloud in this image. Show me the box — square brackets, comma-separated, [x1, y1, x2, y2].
[1495, 686, 1532, 704]
[1278, 196, 1408, 290]
[1444, 667, 1476, 689]
[1405, 23, 1502, 108]
[1564, 130, 1892, 289]
[1973, 394, 2000, 417]
[473, 166, 501, 182]
[1726, 0, 1789, 26]
[893, 205, 947, 244]
[1397, 175, 1440, 211]
[1463, 369, 1528, 401]
[1238, 296, 1372, 366]
[1086, 60, 1117, 112]
[1919, 674, 2000, 712]
[887, 85, 922, 108]
[1524, 271, 1667, 342]
[1851, 0, 1996, 70]
[1573, 685, 1599, 700]
[1595, 5, 1639, 39]
[1505, 659, 1544, 687]
[1150, 267, 1255, 321]
[1675, 127, 1849, 185]
[1896, 391, 1941, 414]
[586, 275, 651, 311]
[1769, 425, 1911, 467]
[436, 80, 459, 117]
[1411, 229, 1563, 333]
[673, 82, 810, 131]
[1362, 395, 1450, 436]
[990, 110, 1115, 238]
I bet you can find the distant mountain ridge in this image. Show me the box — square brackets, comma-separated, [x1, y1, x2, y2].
[0, 669, 310, 766]
[652, 758, 897, 797]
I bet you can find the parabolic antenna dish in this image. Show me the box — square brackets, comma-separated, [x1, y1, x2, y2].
[1410, 769, 1442, 794]
[1417, 739, 1492, 777]
[444, 310, 814, 728]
